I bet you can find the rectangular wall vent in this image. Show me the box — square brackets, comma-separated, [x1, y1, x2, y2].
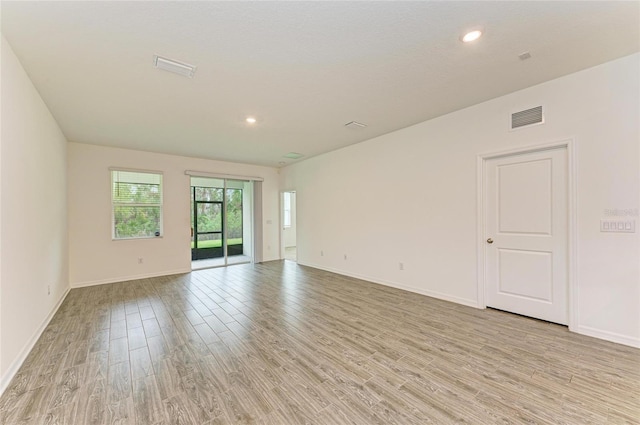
[511, 106, 543, 130]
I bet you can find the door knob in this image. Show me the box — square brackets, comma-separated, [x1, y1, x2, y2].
[486, 238, 494, 244]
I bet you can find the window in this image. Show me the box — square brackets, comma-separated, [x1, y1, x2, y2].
[283, 192, 291, 228]
[111, 170, 163, 239]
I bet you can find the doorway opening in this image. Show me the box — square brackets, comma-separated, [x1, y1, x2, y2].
[191, 177, 253, 270]
[282, 191, 297, 262]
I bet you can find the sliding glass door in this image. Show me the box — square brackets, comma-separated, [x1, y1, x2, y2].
[191, 177, 253, 268]
[223, 179, 244, 265]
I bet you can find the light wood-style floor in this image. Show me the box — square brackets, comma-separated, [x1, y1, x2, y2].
[1, 261, 638, 424]
[284, 247, 297, 262]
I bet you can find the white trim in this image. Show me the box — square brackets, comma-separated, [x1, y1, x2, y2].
[476, 138, 577, 328]
[476, 154, 485, 309]
[477, 139, 572, 160]
[299, 261, 480, 309]
[0, 287, 70, 397]
[108, 166, 164, 174]
[279, 191, 285, 260]
[576, 325, 640, 349]
[280, 190, 297, 261]
[278, 191, 287, 260]
[111, 169, 164, 240]
[223, 178, 228, 265]
[72, 268, 191, 288]
[567, 140, 579, 332]
[252, 181, 264, 263]
[247, 181, 256, 265]
[184, 170, 264, 182]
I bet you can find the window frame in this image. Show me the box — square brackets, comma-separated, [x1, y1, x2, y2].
[110, 168, 164, 240]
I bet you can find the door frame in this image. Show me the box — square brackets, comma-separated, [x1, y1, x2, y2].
[476, 139, 577, 331]
[189, 176, 252, 268]
[280, 190, 297, 260]
[191, 190, 224, 261]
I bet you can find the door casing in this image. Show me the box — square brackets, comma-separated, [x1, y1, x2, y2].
[477, 139, 577, 331]
[279, 190, 297, 260]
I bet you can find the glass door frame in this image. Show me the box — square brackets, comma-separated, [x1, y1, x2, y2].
[223, 181, 245, 262]
[190, 176, 253, 269]
[191, 186, 224, 261]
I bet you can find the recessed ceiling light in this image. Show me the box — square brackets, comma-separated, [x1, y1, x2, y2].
[461, 30, 482, 43]
[153, 55, 196, 78]
[246, 117, 257, 124]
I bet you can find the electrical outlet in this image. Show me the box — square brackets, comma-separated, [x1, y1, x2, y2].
[399, 262, 404, 270]
[344, 254, 347, 260]
[138, 257, 144, 264]
[47, 285, 50, 295]
[321, 250, 324, 256]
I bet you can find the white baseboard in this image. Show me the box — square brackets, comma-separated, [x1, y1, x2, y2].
[72, 268, 192, 288]
[298, 261, 480, 309]
[0, 287, 70, 397]
[575, 325, 640, 349]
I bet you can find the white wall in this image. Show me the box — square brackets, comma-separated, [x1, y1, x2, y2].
[68, 143, 280, 286]
[281, 53, 640, 347]
[0, 33, 4, 391]
[1, 36, 69, 389]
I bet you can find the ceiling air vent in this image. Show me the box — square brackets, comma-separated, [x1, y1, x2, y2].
[511, 106, 543, 130]
[153, 55, 196, 78]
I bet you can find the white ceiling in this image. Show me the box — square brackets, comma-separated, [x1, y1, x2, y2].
[2, 1, 639, 167]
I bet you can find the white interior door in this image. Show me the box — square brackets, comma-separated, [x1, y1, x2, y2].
[485, 147, 568, 325]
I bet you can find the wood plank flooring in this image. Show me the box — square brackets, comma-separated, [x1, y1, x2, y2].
[1, 261, 638, 424]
